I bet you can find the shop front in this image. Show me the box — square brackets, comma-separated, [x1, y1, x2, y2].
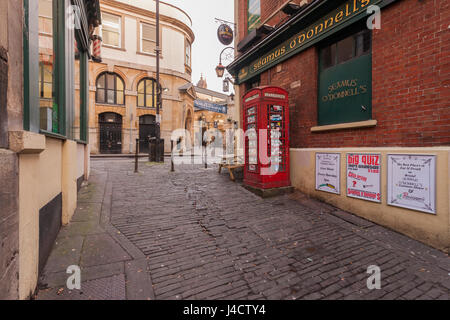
[229, 0, 450, 251]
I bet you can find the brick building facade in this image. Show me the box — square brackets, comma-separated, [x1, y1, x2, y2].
[229, 0, 449, 251]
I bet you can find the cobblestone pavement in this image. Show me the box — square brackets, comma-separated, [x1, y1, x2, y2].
[37, 158, 449, 300]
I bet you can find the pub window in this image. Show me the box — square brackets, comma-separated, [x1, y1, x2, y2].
[318, 27, 372, 126]
[73, 37, 81, 140]
[141, 22, 157, 54]
[102, 12, 121, 47]
[96, 72, 125, 105]
[137, 78, 157, 108]
[38, 0, 59, 133]
[248, 0, 261, 32]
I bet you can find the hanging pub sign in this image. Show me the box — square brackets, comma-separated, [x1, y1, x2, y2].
[346, 153, 381, 203]
[217, 24, 234, 45]
[316, 153, 340, 194]
[387, 154, 436, 214]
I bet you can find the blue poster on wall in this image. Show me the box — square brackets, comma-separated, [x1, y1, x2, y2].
[194, 100, 227, 114]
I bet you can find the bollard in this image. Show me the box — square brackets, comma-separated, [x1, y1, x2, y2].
[148, 136, 152, 162]
[171, 140, 174, 172]
[135, 138, 139, 173]
[204, 144, 207, 169]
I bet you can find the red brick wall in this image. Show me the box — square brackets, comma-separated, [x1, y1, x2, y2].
[239, 0, 450, 148]
[237, 0, 309, 41]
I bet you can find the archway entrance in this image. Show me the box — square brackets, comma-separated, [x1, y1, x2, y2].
[99, 112, 123, 154]
[139, 115, 156, 153]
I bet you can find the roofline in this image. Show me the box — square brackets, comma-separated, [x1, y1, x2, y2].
[227, 0, 324, 71]
[194, 86, 229, 100]
[100, 0, 195, 42]
[160, 1, 193, 26]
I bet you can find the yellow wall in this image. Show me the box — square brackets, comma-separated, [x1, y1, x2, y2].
[290, 147, 450, 252]
[17, 135, 90, 299]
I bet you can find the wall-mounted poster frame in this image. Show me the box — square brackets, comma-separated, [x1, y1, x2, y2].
[346, 153, 381, 203]
[315, 153, 340, 194]
[387, 154, 436, 214]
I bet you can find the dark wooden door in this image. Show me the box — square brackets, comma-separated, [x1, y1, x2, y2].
[99, 113, 122, 154]
[139, 115, 156, 153]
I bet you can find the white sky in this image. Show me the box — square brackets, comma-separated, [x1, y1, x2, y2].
[166, 0, 235, 94]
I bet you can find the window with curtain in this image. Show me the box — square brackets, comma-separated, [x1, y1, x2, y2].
[141, 23, 157, 54]
[102, 12, 121, 47]
[96, 72, 125, 105]
[137, 78, 157, 108]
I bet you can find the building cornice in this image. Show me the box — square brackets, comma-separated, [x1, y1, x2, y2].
[100, 0, 195, 42]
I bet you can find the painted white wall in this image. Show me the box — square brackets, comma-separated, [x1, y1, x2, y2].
[116, 0, 192, 27]
[101, 6, 189, 75]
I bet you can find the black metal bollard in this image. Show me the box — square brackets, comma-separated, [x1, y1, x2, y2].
[171, 140, 174, 172]
[134, 138, 139, 173]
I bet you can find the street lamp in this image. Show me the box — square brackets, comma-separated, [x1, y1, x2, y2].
[155, 0, 163, 162]
[215, 63, 225, 78]
[215, 46, 234, 78]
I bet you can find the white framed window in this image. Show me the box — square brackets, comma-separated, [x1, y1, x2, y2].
[101, 12, 121, 47]
[141, 22, 157, 54]
[185, 40, 191, 67]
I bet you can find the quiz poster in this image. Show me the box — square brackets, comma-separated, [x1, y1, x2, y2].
[315, 153, 340, 194]
[387, 154, 436, 214]
[346, 153, 381, 203]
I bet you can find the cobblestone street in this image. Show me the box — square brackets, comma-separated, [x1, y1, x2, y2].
[37, 159, 449, 300]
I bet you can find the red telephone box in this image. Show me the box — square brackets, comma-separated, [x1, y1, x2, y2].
[243, 86, 291, 191]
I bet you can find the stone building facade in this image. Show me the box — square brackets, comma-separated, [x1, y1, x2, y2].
[88, 0, 195, 154]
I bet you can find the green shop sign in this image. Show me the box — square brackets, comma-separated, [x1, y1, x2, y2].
[237, 0, 382, 84]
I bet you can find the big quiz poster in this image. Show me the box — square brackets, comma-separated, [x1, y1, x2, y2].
[346, 153, 381, 203]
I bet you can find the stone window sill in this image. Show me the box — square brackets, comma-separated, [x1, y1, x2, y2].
[9, 131, 46, 154]
[311, 120, 377, 132]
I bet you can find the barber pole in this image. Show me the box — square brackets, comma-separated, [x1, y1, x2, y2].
[75, 39, 80, 60]
[91, 35, 102, 62]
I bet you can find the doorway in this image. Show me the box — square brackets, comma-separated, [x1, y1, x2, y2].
[139, 115, 156, 153]
[99, 112, 123, 154]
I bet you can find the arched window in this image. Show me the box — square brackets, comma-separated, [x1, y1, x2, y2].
[96, 72, 125, 105]
[137, 78, 157, 108]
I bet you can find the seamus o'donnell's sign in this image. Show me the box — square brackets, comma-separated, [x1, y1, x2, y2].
[236, 0, 382, 83]
[194, 100, 228, 114]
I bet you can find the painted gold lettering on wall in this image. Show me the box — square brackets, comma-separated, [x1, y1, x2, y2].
[321, 79, 368, 102]
[238, 0, 381, 82]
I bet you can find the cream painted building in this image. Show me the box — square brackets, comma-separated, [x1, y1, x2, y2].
[88, 0, 195, 154]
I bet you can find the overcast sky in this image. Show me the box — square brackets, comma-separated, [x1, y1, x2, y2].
[167, 0, 235, 94]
